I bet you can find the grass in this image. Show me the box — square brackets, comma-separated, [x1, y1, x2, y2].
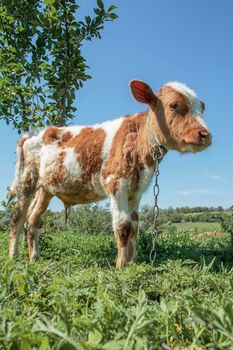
[1, 226, 233, 349]
[172, 221, 221, 233]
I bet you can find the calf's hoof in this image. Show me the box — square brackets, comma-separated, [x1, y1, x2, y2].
[9, 252, 19, 260]
[29, 254, 40, 262]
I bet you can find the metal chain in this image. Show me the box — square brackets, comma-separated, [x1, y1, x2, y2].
[149, 148, 164, 266]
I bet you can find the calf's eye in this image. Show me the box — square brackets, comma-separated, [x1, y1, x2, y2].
[200, 101, 205, 112]
[170, 102, 178, 110]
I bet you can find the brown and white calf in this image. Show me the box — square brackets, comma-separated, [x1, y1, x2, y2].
[9, 80, 212, 268]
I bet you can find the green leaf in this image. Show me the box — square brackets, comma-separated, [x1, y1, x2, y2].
[108, 13, 118, 20]
[87, 329, 102, 347]
[103, 339, 125, 350]
[108, 5, 118, 12]
[97, 0, 104, 9]
[94, 8, 101, 16]
[0, 0, 118, 132]
[16, 283, 26, 297]
[85, 16, 91, 25]
[39, 95, 46, 103]
[44, 0, 55, 5]
[39, 336, 49, 350]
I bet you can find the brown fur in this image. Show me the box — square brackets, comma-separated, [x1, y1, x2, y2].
[18, 136, 26, 148]
[17, 136, 27, 167]
[131, 211, 139, 222]
[101, 113, 152, 195]
[61, 127, 106, 184]
[105, 178, 119, 195]
[57, 191, 103, 205]
[43, 126, 62, 145]
[116, 221, 132, 246]
[127, 240, 135, 261]
[116, 221, 132, 268]
[9, 204, 21, 237]
[51, 151, 66, 186]
[61, 131, 72, 143]
[116, 221, 137, 268]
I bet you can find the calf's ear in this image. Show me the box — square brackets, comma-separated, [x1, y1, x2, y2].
[130, 80, 157, 105]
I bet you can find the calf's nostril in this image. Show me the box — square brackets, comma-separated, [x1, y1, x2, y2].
[199, 130, 209, 139]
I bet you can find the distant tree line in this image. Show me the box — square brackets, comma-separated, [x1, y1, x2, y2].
[0, 204, 232, 234]
[160, 206, 225, 214]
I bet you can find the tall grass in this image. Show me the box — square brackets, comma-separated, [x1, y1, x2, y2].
[0, 226, 233, 349]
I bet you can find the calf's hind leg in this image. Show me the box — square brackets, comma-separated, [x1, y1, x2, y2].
[27, 188, 52, 261]
[9, 195, 34, 259]
[24, 190, 42, 242]
[9, 166, 39, 259]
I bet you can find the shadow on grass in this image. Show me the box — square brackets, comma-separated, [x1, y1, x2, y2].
[136, 231, 233, 272]
[6, 229, 232, 272]
[38, 230, 233, 272]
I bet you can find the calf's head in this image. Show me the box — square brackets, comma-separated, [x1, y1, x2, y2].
[130, 80, 212, 153]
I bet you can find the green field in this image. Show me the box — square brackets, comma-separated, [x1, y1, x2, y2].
[173, 221, 221, 233]
[1, 227, 233, 349]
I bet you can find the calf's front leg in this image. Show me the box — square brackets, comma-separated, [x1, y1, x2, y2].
[109, 185, 133, 268]
[115, 221, 133, 268]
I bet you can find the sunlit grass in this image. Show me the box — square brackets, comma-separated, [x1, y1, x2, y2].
[0, 227, 233, 349]
[173, 221, 221, 233]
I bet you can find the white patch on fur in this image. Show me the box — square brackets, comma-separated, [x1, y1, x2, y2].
[64, 125, 84, 136]
[23, 129, 45, 163]
[10, 143, 24, 195]
[166, 81, 197, 99]
[110, 177, 130, 233]
[137, 166, 155, 198]
[40, 143, 61, 178]
[22, 127, 44, 140]
[181, 144, 195, 153]
[195, 116, 207, 128]
[105, 175, 113, 185]
[65, 117, 124, 145]
[63, 117, 125, 162]
[63, 148, 83, 179]
[40, 126, 86, 187]
[101, 117, 124, 159]
[166, 81, 207, 128]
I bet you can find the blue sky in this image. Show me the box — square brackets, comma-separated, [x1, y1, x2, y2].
[1, 0, 233, 210]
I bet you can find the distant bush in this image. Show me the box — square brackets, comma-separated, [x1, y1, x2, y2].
[66, 205, 112, 235]
[0, 200, 15, 231]
[220, 214, 233, 245]
[139, 206, 229, 226]
[40, 205, 112, 236]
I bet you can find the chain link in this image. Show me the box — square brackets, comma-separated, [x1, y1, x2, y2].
[149, 147, 164, 266]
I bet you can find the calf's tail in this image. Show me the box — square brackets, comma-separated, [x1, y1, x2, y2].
[7, 138, 25, 203]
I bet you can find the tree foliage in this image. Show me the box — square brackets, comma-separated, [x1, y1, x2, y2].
[0, 0, 118, 132]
